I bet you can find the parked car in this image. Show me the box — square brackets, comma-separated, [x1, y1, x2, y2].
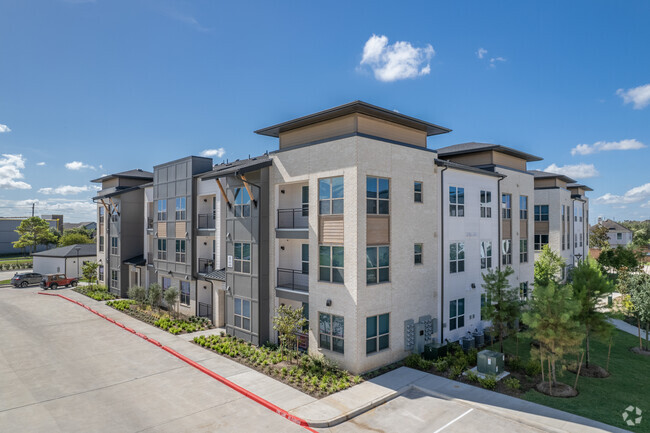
[40, 274, 79, 290]
[11, 272, 43, 288]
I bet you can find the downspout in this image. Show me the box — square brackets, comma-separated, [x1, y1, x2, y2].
[572, 200, 575, 267]
[438, 162, 448, 344]
[497, 176, 503, 271]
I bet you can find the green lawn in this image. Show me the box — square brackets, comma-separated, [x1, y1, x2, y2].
[488, 330, 650, 430]
[0, 256, 32, 263]
[0, 279, 10, 285]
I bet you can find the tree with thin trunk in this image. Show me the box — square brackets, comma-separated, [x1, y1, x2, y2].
[163, 287, 180, 318]
[273, 305, 307, 363]
[534, 245, 565, 288]
[12, 217, 58, 253]
[82, 261, 99, 285]
[571, 258, 615, 368]
[481, 266, 520, 353]
[625, 273, 650, 351]
[589, 223, 610, 249]
[147, 283, 163, 312]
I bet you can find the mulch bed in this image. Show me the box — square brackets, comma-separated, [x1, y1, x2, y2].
[567, 364, 610, 378]
[631, 347, 650, 356]
[535, 381, 578, 397]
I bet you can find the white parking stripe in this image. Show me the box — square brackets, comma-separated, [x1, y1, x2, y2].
[432, 408, 474, 433]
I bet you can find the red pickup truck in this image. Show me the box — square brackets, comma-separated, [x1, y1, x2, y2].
[40, 274, 79, 290]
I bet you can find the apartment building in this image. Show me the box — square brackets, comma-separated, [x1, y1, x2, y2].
[593, 218, 631, 247]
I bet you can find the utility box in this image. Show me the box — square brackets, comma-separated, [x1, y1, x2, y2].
[461, 336, 475, 352]
[423, 342, 447, 360]
[477, 350, 504, 375]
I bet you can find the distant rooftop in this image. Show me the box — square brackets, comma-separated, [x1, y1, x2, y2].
[437, 142, 543, 162]
[91, 169, 153, 183]
[529, 169, 576, 184]
[596, 219, 631, 232]
[32, 243, 96, 258]
[567, 183, 593, 192]
[200, 154, 272, 180]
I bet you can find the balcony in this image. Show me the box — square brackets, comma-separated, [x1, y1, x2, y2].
[198, 258, 216, 274]
[277, 268, 308, 292]
[147, 217, 154, 231]
[276, 208, 308, 239]
[197, 213, 216, 230]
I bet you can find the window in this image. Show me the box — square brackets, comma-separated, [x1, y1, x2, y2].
[519, 282, 529, 300]
[480, 293, 489, 320]
[534, 234, 549, 251]
[450, 242, 465, 273]
[234, 188, 251, 217]
[175, 240, 186, 263]
[157, 200, 167, 221]
[562, 234, 566, 251]
[449, 298, 465, 331]
[98, 265, 104, 282]
[574, 234, 578, 248]
[110, 270, 118, 288]
[449, 186, 465, 217]
[562, 205, 565, 221]
[301, 186, 309, 217]
[502, 194, 512, 219]
[520, 239, 528, 263]
[99, 236, 104, 252]
[534, 205, 549, 221]
[319, 313, 344, 354]
[367, 177, 390, 215]
[234, 298, 251, 331]
[366, 246, 389, 284]
[502, 240, 512, 265]
[480, 191, 492, 218]
[157, 239, 167, 260]
[414, 243, 423, 265]
[175, 197, 186, 220]
[212, 196, 217, 219]
[574, 207, 578, 222]
[414, 182, 423, 203]
[319, 177, 343, 215]
[617, 233, 623, 240]
[99, 207, 105, 223]
[180, 281, 190, 305]
[162, 277, 171, 290]
[234, 242, 251, 274]
[319, 246, 344, 283]
[301, 244, 309, 274]
[520, 196, 528, 219]
[480, 241, 492, 269]
[111, 203, 119, 222]
[110, 236, 118, 255]
[366, 313, 389, 354]
[580, 233, 583, 247]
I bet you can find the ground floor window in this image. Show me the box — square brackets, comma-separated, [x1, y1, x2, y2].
[319, 312, 344, 354]
[180, 281, 190, 305]
[234, 297, 251, 331]
[366, 313, 389, 354]
[98, 265, 104, 281]
[520, 282, 529, 300]
[502, 240, 512, 265]
[449, 298, 465, 331]
[110, 270, 118, 288]
[534, 234, 549, 251]
[520, 239, 528, 263]
[162, 277, 171, 290]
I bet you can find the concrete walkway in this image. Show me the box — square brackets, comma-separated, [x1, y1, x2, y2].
[609, 317, 649, 343]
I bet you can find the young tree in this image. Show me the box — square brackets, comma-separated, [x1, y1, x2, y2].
[625, 273, 650, 351]
[147, 283, 163, 311]
[523, 281, 583, 388]
[58, 232, 94, 247]
[128, 285, 147, 307]
[571, 258, 615, 367]
[534, 245, 565, 288]
[163, 287, 180, 318]
[273, 305, 307, 362]
[589, 224, 610, 249]
[12, 217, 58, 253]
[598, 246, 641, 274]
[481, 266, 520, 353]
[82, 261, 99, 285]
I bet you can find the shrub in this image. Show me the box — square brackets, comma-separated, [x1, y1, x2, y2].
[448, 364, 464, 379]
[128, 285, 147, 305]
[478, 375, 497, 390]
[465, 369, 479, 382]
[434, 359, 449, 372]
[467, 348, 478, 366]
[507, 356, 523, 372]
[404, 354, 434, 371]
[147, 283, 162, 310]
[525, 359, 542, 377]
[504, 377, 521, 390]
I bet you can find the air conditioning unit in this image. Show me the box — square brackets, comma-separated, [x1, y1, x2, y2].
[477, 350, 504, 375]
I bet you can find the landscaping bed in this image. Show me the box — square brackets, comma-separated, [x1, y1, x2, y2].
[106, 300, 214, 334]
[73, 284, 118, 301]
[194, 333, 361, 397]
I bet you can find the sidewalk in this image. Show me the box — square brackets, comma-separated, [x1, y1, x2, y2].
[57, 289, 627, 433]
[609, 317, 648, 341]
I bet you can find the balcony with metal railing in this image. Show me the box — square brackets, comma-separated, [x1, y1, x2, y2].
[276, 208, 308, 239]
[276, 268, 309, 292]
[198, 257, 216, 274]
[197, 213, 216, 230]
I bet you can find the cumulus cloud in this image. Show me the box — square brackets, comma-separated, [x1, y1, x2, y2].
[477, 48, 488, 59]
[0, 154, 31, 189]
[617, 84, 650, 109]
[0, 198, 96, 220]
[596, 183, 650, 204]
[489, 57, 506, 68]
[360, 34, 435, 82]
[200, 148, 226, 158]
[39, 185, 96, 195]
[36, 162, 46, 166]
[571, 139, 646, 156]
[544, 163, 599, 179]
[65, 161, 96, 170]
[0, 124, 11, 133]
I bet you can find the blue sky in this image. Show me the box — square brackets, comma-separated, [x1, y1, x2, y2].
[0, 0, 649, 222]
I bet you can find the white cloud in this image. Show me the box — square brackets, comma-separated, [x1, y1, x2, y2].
[477, 48, 488, 59]
[200, 148, 226, 158]
[616, 84, 650, 109]
[0, 198, 96, 220]
[571, 139, 646, 156]
[489, 57, 506, 68]
[544, 163, 599, 179]
[0, 124, 11, 133]
[641, 201, 650, 209]
[65, 161, 96, 170]
[596, 183, 650, 204]
[36, 162, 46, 166]
[360, 34, 435, 82]
[0, 154, 31, 190]
[39, 185, 95, 195]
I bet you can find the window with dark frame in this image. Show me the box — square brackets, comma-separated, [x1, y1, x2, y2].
[450, 242, 465, 273]
[319, 245, 344, 283]
[366, 246, 389, 284]
[534, 205, 549, 221]
[157, 239, 167, 260]
[534, 234, 549, 251]
[449, 298, 465, 330]
[480, 240, 492, 269]
[180, 281, 190, 305]
[414, 182, 423, 203]
[414, 243, 423, 265]
[319, 312, 344, 354]
[319, 177, 344, 215]
[480, 190, 492, 218]
[366, 313, 389, 354]
[367, 177, 390, 215]
[519, 282, 529, 300]
[449, 186, 465, 217]
[301, 186, 309, 217]
[301, 244, 309, 274]
[99, 236, 104, 252]
[234, 242, 251, 274]
[234, 297, 251, 330]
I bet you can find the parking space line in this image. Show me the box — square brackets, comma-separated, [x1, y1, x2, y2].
[432, 408, 473, 433]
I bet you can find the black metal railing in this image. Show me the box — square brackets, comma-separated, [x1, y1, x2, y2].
[277, 208, 308, 229]
[198, 258, 215, 274]
[277, 268, 309, 292]
[197, 213, 216, 229]
[147, 217, 154, 229]
[198, 302, 212, 319]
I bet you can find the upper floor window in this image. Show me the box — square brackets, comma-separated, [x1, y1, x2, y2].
[534, 234, 549, 251]
[157, 239, 167, 260]
[367, 177, 390, 215]
[319, 177, 343, 215]
[234, 188, 251, 217]
[414, 182, 423, 203]
[520, 239, 528, 263]
[301, 186, 309, 217]
[502, 239, 512, 265]
[162, 277, 171, 290]
[175, 197, 186, 220]
[480, 240, 492, 269]
[111, 203, 119, 222]
[562, 205, 565, 221]
[449, 298, 465, 331]
[574, 234, 578, 248]
[99, 207, 105, 223]
[519, 282, 529, 300]
[366, 246, 389, 284]
[234, 242, 251, 273]
[520, 196, 528, 219]
[574, 207, 578, 222]
[110, 236, 118, 255]
[319, 245, 344, 283]
[302, 243, 309, 274]
[175, 240, 186, 263]
[502, 194, 512, 219]
[449, 186, 465, 217]
[617, 233, 623, 240]
[534, 205, 549, 221]
[480, 191, 492, 218]
[414, 243, 423, 265]
[580, 233, 583, 246]
[99, 236, 104, 252]
[450, 242, 465, 273]
[157, 200, 167, 221]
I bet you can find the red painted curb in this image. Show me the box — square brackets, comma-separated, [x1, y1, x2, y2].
[37, 292, 318, 432]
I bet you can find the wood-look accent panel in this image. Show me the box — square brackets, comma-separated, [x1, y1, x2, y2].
[279, 115, 357, 149]
[520, 220, 528, 237]
[357, 114, 426, 147]
[442, 151, 493, 167]
[319, 215, 344, 244]
[175, 221, 186, 238]
[535, 221, 549, 234]
[158, 222, 167, 237]
[502, 219, 512, 239]
[534, 178, 559, 188]
[367, 216, 390, 245]
[492, 152, 527, 171]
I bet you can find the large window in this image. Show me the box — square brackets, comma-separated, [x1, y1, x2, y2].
[414, 182, 423, 203]
[366, 246, 389, 284]
[367, 177, 390, 215]
[180, 281, 190, 305]
[519, 282, 529, 300]
[234, 242, 251, 273]
[520, 196, 528, 219]
[110, 270, 118, 288]
[99, 236, 104, 252]
[480, 241, 492, 269]
[450, 242, 465, 273]
[234, 297, 251, 331]
[414, 243, 423, 265]
[366, 313, 389, 354]
[502, 239, 512, 265]
[319, 246, 344, 283]
[110, 236, 118, 255]
[157, 239, 167, 260]
[520, 239, 528, 263]
[319, 313, 344, 354]
[319, 177, 344, 215]
[534, 234, 549, 251]
[157, 200, 167, 221]
[502, 194, 512, 219]
[449, 186, 465, 217]
[301, 244, 309, 274]
[175, 197, 186, 220]
[175, 240, 186, 263]
[234, 188, 251, 217]
[480, 190, 492, 218]
[449, 298, 465, 331]
[534, 205, 549, 221]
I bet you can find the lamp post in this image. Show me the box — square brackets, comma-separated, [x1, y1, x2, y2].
[74, 246, 81, 278]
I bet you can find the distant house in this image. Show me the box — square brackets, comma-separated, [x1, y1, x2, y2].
[592, 218, 633, 247]
[32, 243, 97, 278]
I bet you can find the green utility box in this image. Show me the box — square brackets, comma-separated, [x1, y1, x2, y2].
[423, 342, 448, 360]
[477, 350, 504, 375]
